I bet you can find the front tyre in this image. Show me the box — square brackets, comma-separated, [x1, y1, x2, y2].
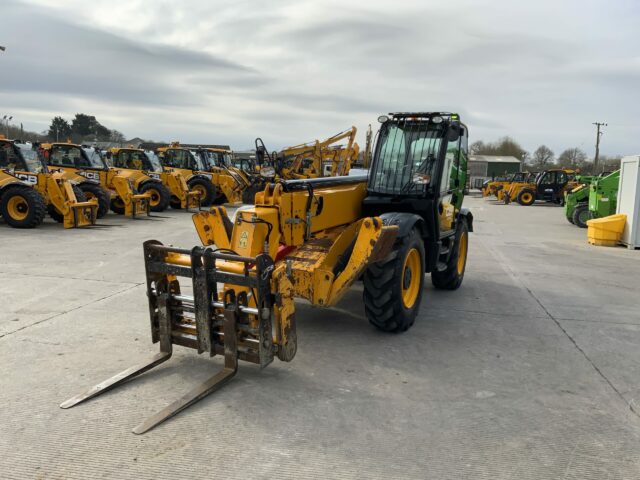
[432, 219, 469, 290]
[187, 177, 215, 206]
[139, 181, 170, 212]
[0, 185, 46, 228]
[516, 189, 536, 206]
[572, 204, 591, 228]
[79, 183, 109, 218]
[363, 227, 425, 333]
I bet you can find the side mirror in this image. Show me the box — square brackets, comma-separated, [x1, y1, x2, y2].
[447, 121, 461, 142]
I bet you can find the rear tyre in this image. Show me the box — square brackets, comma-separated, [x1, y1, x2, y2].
[432, 219, 469, 290]
[48, 185, 87, 223]
[363, 227, 425, 333]
[187, 177, 215, 206]
[139, 181, 170, 212]
[79, 183, 109, 218]
[517, 188, 536, 206]
[0, 185, 46, 228]
[572, 204, 591, 228]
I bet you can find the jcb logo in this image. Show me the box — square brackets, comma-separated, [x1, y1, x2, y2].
[15, 173, 38, 185]
[78, 171, 100, 181]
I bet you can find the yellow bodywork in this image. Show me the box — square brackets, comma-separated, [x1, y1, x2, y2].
[1, 140, 97, 228]
[41, 142, 151, 217]
[186, 178, 397, 350]
[110, 147, 201, 210]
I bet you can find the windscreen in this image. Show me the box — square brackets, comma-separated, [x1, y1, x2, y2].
[145, 151, 163, 172]
[48, 145, 104, 168]
[368, 120, 445, 195]
[16, 144, 46, 173]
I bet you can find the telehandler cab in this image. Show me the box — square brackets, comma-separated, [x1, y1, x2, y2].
[39, 142, 151, 218]
[109, 147, 201, 211]
[61, 112, 473, 434]
[0, 139, 98, 228]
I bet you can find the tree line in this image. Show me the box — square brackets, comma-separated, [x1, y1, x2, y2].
[470, 137, 621, 174]
[47, 114, 126, 144]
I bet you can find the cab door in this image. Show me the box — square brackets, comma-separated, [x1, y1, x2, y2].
[438, 125, 467, 238]
[537, 170, 558, 200]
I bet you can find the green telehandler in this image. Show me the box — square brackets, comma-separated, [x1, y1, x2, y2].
[564, 170, 620, 228]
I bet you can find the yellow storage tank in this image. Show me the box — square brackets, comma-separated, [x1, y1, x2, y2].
[587, 214, 627, 247]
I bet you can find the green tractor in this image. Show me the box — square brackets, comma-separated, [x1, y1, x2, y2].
[565, 170, 620, 228]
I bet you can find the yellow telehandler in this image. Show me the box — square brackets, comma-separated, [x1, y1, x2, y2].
[61, 112, 473, 434]
[40, 142, 151, 218]
[108, 147, 201, 210]
[0, 170, 46, 228]
[1, 139, 97, 228]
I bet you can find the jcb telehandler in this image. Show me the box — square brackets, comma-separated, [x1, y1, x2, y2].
[482, 171, 528, 198]
[504, 168, 577, 206]
[0, 170, 46, 228]
[61, 112, 473, 434]
[108, 147, 201, 211]
[195, 147, 256, 204]
[0, 139, 98, 228]
[39, 142, 151, 218]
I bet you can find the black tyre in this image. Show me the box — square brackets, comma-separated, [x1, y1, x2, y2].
[0, 185, 46, 228]
[48, 185, 87, 223]
[139, 181, 170, 212]
[187, 177, 216, 206]
[110, 197, 125, 215]
[572, 204, 591, 228]
[79, 182, 109, 218]
[432, 219, 469, 290]
[169, 196, 182, 209]
[363, 227, 425, 333]
[517, 188, 536, 206]
[241, 182, 265, 204]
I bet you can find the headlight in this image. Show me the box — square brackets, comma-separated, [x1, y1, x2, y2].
[377, 115, 389, 123]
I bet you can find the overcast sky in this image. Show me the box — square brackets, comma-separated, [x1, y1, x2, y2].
[2, 0, 639, 155]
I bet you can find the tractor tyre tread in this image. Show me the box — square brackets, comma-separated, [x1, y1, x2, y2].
[80, 183, 109, 218]
[363, 227, 424, 333]
[140, 181, 171, 212]
[0, 184, 46, 228]
[431, 219, 469, 290]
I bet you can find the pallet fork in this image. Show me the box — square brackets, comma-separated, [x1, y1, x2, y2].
[60, 240, 278, 434]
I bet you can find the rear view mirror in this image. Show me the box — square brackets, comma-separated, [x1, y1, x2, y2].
[447, 123, 460, 142]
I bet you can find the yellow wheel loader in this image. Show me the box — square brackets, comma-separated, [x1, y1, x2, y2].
[0, 139, 97, 228]
[61, 112, 473, 434]
[39, 142, 151, 218]
[108, 147, 201, 211]
[0, 170, 46, 228]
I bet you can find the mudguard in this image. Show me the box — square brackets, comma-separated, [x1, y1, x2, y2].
[458, 208, 474, 232]
[378, 212, 426, 238]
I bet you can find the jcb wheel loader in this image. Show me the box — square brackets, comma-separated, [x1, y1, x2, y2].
[108, 147, 201, 211]
[0, 139, 98, 228]
[0, 171, 46, 228]
[61, 112, 473, 434]
[39, 142, 151, 218]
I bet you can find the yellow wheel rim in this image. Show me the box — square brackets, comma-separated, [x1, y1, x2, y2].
[7, 195, 29, 221]
[192, 185, 207, 199]
[457, 232, 468, 275]
[401, 248, 421, 309]
[147, 188, 161, 207]
[522, 193, 533, 203]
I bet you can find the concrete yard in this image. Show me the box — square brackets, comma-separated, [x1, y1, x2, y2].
[1, 194, 639, 480]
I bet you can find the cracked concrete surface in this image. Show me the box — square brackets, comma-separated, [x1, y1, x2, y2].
[1, 195, 639, 479]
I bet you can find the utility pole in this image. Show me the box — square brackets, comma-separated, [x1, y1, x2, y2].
[593, 121, 607, 172]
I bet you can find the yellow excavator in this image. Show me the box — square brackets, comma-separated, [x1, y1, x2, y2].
[108, 147, 201, 210]
[0, 139, 97, 228]
[39, 142, 151, 218]
[61, 112, 473, 434]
